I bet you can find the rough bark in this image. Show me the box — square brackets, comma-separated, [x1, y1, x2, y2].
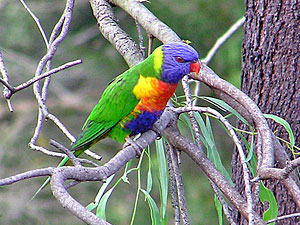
[232, 0, 300, 224]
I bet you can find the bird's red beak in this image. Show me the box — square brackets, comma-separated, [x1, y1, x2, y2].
[190, 60, 200, 76]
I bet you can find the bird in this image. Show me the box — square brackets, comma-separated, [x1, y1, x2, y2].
[70, 42, 200, 156]
[33, 42, 200, 196]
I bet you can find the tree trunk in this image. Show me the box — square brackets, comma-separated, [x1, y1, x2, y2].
[232, 0, 300, 224]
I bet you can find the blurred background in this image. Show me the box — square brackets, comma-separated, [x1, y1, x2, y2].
[0, 0, 244, 224]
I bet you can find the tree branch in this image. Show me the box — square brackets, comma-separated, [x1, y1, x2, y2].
[202, 17, 245, 64]
[190, 63, 274, 176]
[19, 0, 49, 48]
[29, 0, 76, 159]
[0, 49, 13, 111]
[1, 59, 82, 99]
[0, 167, 54, 186]
[166, 143, 181, 225]
[166, 143, 190, 224]
[163, 115, 265, 225]
[175, 106, 255, 224]
[89, 0, 144, 67]
[111, 0, 180, 43]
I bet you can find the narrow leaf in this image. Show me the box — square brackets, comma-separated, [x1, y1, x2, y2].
[195, 112, 233, 185]
[179, 113, 196, 143]
[86, 175, 115, 211]
[201, 96, 251, 127]
[264, 114, 295, 150]
[141, 189, 162, 225]
[214, 195, 223, 225]
[259, 182, 278, 224]
[122, 161, 132, 183]
[146, 148, 153, 193]
[155, 139, 168, 224]
[96, 187, 115, 220]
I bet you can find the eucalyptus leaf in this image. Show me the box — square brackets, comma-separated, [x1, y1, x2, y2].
[141, 189, 163, 225]
[259, 182, 278, 225]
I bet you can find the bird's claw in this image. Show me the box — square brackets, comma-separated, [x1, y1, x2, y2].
[123, 137, 143, 157]
[150, 125, 162, 140]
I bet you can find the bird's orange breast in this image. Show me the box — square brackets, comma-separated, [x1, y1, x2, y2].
[132, 75, 177, 112]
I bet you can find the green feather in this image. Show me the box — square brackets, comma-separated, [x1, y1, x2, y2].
[73, 48, 162, 150]
[33, 46, 162, 198]
[73, 68, 140, 150]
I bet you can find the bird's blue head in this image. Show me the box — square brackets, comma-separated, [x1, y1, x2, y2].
[157, 42, 200, 84]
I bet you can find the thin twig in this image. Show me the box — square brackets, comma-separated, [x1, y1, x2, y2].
[166, 143, 181, 225]
[0, 49, 14, 111]
[84, 149, 103, 161]
[33, 0, 74, 112]
[147, 34, 154, 56]
[29, 0, 75, 158]
[29, 143, 66, 158]
[0, 167, 54, 186]
[167, 143, 190, 224]
[50, 140, 81, 167]
[47, 113, 76, 141]
[193, 17, 245, 106]
[252, 157, 300, 180]
[181, 76, 203, 147]
[3, 59, 82, 99]
[0, 50, 10, 90]
[49, 140, 100, 167]
[135, 20, 146, 57]
[202, 17, 245, 64]
[19, 0, 49, 48]
[0, 78, 15, 92]
[266, 213, 300, 224]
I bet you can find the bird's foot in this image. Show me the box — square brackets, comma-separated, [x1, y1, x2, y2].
[123, 137, 143, 157]
[149, 125, 162, 140]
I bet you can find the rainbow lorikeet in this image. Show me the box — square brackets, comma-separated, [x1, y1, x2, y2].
[34, 42, 200, 195]
[71, 42, 200, 154]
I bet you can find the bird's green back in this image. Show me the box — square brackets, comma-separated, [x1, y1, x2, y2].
[71, 50, 160, 149]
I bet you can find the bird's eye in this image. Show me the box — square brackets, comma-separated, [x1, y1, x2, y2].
[175, 56, 185, 63]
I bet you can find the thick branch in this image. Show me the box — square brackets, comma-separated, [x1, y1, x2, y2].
[89, 0, 144, 67]
[163, 116, 265, 225]
[111, 0, 180, 43]
[191, 64, 274, 175]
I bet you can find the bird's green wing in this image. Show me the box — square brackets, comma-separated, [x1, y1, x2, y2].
[71, 68, 140, 150]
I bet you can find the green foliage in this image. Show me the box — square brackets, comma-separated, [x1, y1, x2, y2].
[155, 139, 168, 224]
[86, 175, 115, 211]
[84, 145, 169, 224]
[200, 96, 251, 127]
[214, 195, 223, 225]
[259, 182, 278, 225]
[141, 189, 162, 225]
[194, 112, 233, 185]
[146, 150, 153, 194]
[96, 187, 115, 220]
[264, 114, 295, 153]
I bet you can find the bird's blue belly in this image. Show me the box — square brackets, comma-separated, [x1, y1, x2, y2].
[124, 110, 163, 136]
